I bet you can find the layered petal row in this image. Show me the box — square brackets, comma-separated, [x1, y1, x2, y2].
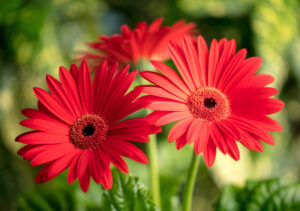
[17, 60, 160, 192]
[79, 18, 195, 67]
[141, 35, 284, 166]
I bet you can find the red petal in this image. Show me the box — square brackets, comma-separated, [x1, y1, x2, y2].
[148, 18, 163, 32]
[89, 148, 105, 183]
[227, 139, 240, 161]
[67, 153, 81, 184]
[36, 150, 78, 183]
[101, 167, 113, 190]
[59, 66, 83, 115]
[156, 111, 192, 126]
[207, 39, 220, 87]
[46, 74, 77, 118]
[168, 41, 196, 91]
[76, 151, 90, 178]
[143, 85, 186, 102]
[187, 119, 203, 144]
[203, 139, 216, 167]
[109, 154, 129, 173]
[197, 35, 209, 86]
[140, 71, 188, 100]
[33, 87, 74, 125]
[211, 123, 228, 154]
[16, 131, 69, 145]
[147, 100, 188, 112]
[79, 168, 91, 192]
[218, 49, 247, 91]
[194, 123, 210, 154]
[20, 118, 69, 135]
[176, 134, 188, 150]
[182, 35, 203, 87]
[151, 60, 191, 95]
[30, 143, 76, 166]
[78, 60, 92, 113]
[105, 140, 148, 164]
[168, 117, 194, 142]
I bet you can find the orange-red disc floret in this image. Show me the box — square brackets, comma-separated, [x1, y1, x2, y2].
[70, 114, 108, 150]
[187, 87, 231, 122]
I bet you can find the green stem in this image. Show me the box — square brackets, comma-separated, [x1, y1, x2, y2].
[182, 153, 200, 211]
[147, 125, 162, 209]
[135, 60, 162, 209]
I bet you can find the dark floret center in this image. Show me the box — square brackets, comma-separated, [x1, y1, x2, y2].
[204, 97, 216, 108]
[70, 114, 108, 150]
[82, 125, 95, 136]
[186, 87, 231, 122]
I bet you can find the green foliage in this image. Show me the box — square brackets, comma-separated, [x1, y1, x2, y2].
[16, 175, 104, 211]
[179, 0, 253, 17]
[100, 169, 159, 211]
[0, 132, 34, 211]
[216, 178, 300, 211]
[1, 0, 300, 210]
[252, 0, 299, 89]
[160, 175, 181, 211]
[17, 185, 76, 211]
[15, 169, 160, 211]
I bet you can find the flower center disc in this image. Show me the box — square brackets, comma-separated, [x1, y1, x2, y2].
[187, 87, 231, 122]
[70, 114, 108, 149]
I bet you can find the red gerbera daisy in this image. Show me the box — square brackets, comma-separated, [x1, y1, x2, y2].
[141, 35, 284, 167]
[79, 18, 195, 67]
[16, 60, 160, 192]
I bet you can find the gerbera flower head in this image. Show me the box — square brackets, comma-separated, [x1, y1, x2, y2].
[141, 35, 284, 167]
[16, 60, 160, 192]
[79, 18, 196, 67]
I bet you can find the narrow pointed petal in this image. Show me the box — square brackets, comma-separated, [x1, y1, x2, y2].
[20, 119, 69, 135]
[78, 61, 92, 113]
[187, 119, 203, 144]
[203, 139, 216, 167]
[141, 34, 283, 166]
[168, 117, 194, 142]
[79, 169, 91, 192]
[33, 88, 75, 125]
[17, 60, 158, 192]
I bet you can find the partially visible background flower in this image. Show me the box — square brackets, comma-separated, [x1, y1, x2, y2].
[141, 35, 284, 167]
[16, 60, 160, 192]
[79, 18, 195, 68]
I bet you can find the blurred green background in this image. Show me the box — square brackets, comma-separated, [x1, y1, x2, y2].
[0, 0, 300, 210]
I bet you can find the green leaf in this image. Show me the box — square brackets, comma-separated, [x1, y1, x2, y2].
[215, 185, 241, 211]
[179, 0, 253, 18]
[74, 179, 103, 211]
[17, 186, 76, 211]
[160, 175, 181, 211]
[252, 0, 299, 89]
[100, 169, 159, 211]
[16, 174, 103, 211]
[216, 178, 300, 211]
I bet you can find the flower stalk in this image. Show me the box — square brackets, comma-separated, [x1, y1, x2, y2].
[182, 153, 200, 211]
[147, 114, 162, 208]
[135, 59, 162, 209]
